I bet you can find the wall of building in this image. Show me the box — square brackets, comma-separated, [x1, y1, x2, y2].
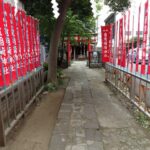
[96, 5, 111, 49]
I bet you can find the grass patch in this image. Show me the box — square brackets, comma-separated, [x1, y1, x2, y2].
[134, 109, 150, 130]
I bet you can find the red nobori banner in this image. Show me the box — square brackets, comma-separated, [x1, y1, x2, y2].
[37, 20, 41, 67]
[31, 17, 36, 69]
[4, 3, 17, 82]
[31, 17, 37, 68]
[141, 0, 148, 75]
[114, 21, 118, 65]
[109, 24, 113, 64]
[10, 5, 18, 80]
[28, 16, 34, 70]
[19, 10, 27, 75]
[0, 0, 10, 86]
[27, 16, 33, 71]
[101, 25, 112, 62]
[17, 10, 24, 75]
[130, 15, 134, 72]
[12, 6, 21, 77]
[136, 5, 141, 73]
[35, 19, 40, 67]
[127, 10, 130, 70]
[25, 15, 30, 71]
[19, 10, 26, 75]
[118, 18, 123, 66]
[121, 14, 126, 67]
[148, 15, 150, 74]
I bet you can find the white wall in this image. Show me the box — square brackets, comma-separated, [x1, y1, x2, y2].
[115, 0, 147, 39]
[96, 5, 111, 48]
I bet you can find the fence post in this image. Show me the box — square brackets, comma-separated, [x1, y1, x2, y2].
[0, 96, 6, 146]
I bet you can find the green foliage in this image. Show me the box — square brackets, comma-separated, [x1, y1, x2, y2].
[56, 68, 64, 85]
[24, 0, 96, 45]
[43, 68, 65, 91]
[63, 10, 83, 36]
[134, 109, 150, 130]
[58, 78, 64, 85]
[71, 0, 93, 21]
[44, 83, 57, 91]
[105, 0, 131, 12]
[62, 9, 96, 43]
[57, 68, 63, 79]
[24, 0, 55, 42]
[95, 0, 102, 12]
[43, 62, 48, 71]
[96, 3, 102, 11]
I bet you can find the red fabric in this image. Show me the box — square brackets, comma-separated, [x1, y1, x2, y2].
[114, 21, 118, 65]
[0, 1, 40, 87]
[136, 5, 141, 73]
[4, 3, 17, 82]
[121, 14, 126, 67]
[77, 35, 80, 43]
[101, 25, 112, 62]
[31, 17, 36, 69]
[67, 42, 71, 65]
[141, 0, 148, 75]
[36, 20, 41, 67]
[87, 39, 91, 52]
[17, 9, 26, 75]
[25, 15, 30, 70]
[0, 0, 10, 86]
[33, 19, 38, 68]
[109, 24, 113, 64]
[34, 19, 40, 67]
[12, 7, 21, 77]
[118, 18, 123, 66]
[27, 16, 33, 71]
[127, 10, 130, 69]
[130, 16, 134, 72]
[21, 10, 27, 74]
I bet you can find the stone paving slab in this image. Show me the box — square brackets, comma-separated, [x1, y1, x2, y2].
[49, 134, 67, 150]
[49, 61, 150, 150]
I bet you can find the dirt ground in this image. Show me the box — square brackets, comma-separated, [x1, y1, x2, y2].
[0, 86, 66, 150]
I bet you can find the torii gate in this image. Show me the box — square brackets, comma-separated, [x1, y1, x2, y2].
[66, 34, 96, 64]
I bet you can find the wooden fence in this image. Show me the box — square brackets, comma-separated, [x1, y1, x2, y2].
[0, 68, 44, 146]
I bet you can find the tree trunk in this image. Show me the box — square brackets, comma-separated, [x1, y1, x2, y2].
[47, 0, 72, 83]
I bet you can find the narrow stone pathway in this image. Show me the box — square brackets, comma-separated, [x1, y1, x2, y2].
[49, 61, 150, 150]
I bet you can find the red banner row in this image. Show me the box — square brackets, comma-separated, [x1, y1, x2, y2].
[0, 1, 40, 87]
[101, 0, 150, 76]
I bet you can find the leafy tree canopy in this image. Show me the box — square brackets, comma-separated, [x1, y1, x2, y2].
[62, 9, 95, 37]
[24, 0, 99, 44]
[24, 0, 55, 42]
[105, 0, 130, 12]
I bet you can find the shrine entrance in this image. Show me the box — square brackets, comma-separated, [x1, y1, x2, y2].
[64, 34, 97, 64]
[71, 43, 88, 60]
